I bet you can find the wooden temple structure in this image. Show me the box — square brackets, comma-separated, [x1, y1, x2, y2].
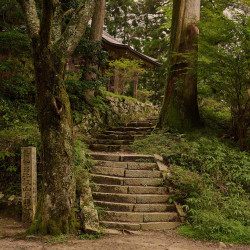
[65, 31, 161, 99]
[102, 31, 161, 98]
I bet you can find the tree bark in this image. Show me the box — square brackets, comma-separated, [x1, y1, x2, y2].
[84, 0, 106, 84]
[157, 0, 200, 130]
[90, 0, 106, 41]
[133, 73, 139, 99]
[18, 0, 97, 235]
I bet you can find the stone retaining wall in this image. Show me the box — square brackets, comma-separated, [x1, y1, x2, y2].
[76, 93, 159, 135]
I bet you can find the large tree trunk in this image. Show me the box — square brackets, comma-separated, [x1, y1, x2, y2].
[31, 47, 75, 234]
[85, 0, 106, 82]
[157, 0, 200, 130]
[90, 0, 106, 41]
[18, 0, 97, 235]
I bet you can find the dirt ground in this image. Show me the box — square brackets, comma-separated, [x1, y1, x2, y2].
[0, 217, 249, 250]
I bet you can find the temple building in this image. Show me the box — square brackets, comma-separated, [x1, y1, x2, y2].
[102, 31, 161, 98]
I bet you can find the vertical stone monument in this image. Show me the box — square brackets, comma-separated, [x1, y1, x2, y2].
[21, 147, 37, 223]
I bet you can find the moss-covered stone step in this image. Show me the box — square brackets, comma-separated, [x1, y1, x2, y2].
[100, 221, 180, 231]
[96, 185, 167, 194]
[92, 174, 162, 186]
[89, 153, 155, 162]
[103, 130, 149, 135]
[89, 144, 129, 152]
[93, 193, 170, 203]
[127, 162, 158, 170]
[90, 139, 133, 145]
[96, 134, 144, 140]
[95, 201, 176, 212]
[100, 211, 178, 223]
[93, 161, 157, 170]
[92, 166, 125, 177]
[126, 121, 156, 127]
[91, 174, 124, 185]
[92, 166, 161, 178]
[109, 127, 153, 132]
[125, 169, 162, 178]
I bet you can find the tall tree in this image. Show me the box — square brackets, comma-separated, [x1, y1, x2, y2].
[85, 0, 106, 83]
[17, 0, 97, 234]
[157, 0, 201, 130]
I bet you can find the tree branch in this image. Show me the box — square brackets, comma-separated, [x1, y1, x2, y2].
[17, 0, 40, 39]
[54, 0, 97, 59]
[51, 2, 64, 43]
[40, 0, 58, 46]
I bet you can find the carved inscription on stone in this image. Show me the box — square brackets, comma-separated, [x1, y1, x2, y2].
[21, 147, 37, 223]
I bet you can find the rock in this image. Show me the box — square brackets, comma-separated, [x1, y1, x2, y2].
[104, 229, 122, 235]
[219, 242, 227, 248]
[80, 178, 100, 234]
[0, 193, 4, 199]
[8, 195, 16, 201]
[81, 205, 100, 234]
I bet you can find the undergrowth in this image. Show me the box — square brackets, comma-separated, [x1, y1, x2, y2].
[131, 128, 249, 244]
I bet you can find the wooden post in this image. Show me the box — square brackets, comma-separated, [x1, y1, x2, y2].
[113, 69, 119, 94]
[133, 73, 139, 99]
[21, 147, 37, 223]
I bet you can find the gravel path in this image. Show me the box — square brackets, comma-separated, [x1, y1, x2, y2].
[0, 217, 249, 250]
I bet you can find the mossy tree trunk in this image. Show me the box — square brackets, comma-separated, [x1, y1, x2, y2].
[157, 0, 201, 130]
[84, 0, 106, 83]
[17, 0, 97, 234]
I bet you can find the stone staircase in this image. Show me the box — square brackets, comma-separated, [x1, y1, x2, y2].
[89, 117, 157, 152]
[88, 117, 181, 231]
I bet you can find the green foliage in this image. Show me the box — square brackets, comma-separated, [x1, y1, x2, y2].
[78, 231, 103, 240]
[132, 128, 250, 244]
[105, 58, 147, 98]
[0, 0, 24, 31]
[105, 0, 170, 58]
[167, 166, 204, 199]
[44, 234, 69, 244]
[74, 139, 93, 196]
[0, 31, 30, 58]
[198, 8, 249, 149]
[105, 58, 146, 77]
[137, 89, 154, 103]
[139, 64, 167, 105]
[0, 124, 41, 195]
[65, 33, 108, 96]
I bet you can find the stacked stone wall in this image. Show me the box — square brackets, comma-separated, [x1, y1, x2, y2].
[76, 93, 159, 135]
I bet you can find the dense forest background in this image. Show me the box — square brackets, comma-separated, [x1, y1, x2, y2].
[0, 0, 249, 243]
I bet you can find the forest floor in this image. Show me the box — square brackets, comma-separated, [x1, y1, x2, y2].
[0, 217, 249, 250]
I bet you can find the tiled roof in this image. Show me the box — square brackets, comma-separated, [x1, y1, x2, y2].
[102, 31, 161, 67]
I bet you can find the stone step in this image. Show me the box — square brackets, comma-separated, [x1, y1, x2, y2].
[103, 131, 149, 136]
[93, 161, 158, 170]
[126, 121, 156, 127]
[92, 166, 125, 177]
[121, 155, 155, 162]
[109, 127, 153, 132]
[89, 144, 129, 152]
[93, 161, 128, 168]
[125, 169, 162, 178]
[90, 139, 133, 145]
[90, 153, 155, 162]
[92, 174, 124, 185]
[93, 193, 170, 204]
[92, 167, 161, 178]
[100, 221, 180, 231]
[97, 185, 167, 194]
[127, 162, 158, 170]
[100, 211, 178, 223]
[96, 134, 144, 140]
[92, 174, 162, 186]
[95, 201, 176, 212]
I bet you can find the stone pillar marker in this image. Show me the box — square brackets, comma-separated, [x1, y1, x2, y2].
[21, 147, 37, 223]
